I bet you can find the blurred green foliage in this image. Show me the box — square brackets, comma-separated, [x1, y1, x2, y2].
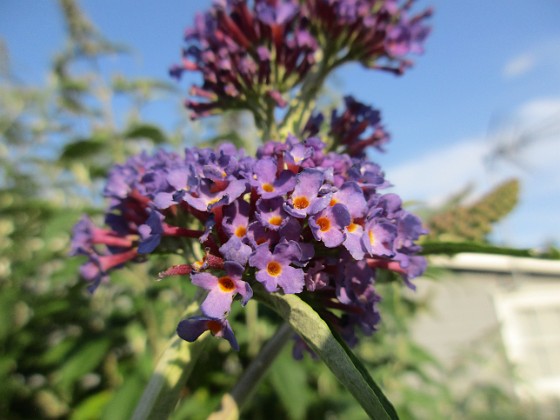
[0, 1, 531, 419]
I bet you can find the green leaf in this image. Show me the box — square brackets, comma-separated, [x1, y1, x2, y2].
[256, 291, 399, 419]
[55, 338, 111, 393]
[71, 391, 113, 420]
[124, 124, 167, 144]
[102, 373, 146, 420]
[269, 348, 310, 420]
[60, 139, 107, 160]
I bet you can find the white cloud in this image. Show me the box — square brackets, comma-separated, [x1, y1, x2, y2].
[503, 53, 536, 79]
[502, 39, 560, 80]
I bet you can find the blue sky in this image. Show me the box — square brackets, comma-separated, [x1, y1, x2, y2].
[2, 0, 560, 248]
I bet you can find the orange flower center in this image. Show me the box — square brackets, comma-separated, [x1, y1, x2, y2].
[269, 215, 283, 226]
[293, 196, 310, 210]
[235, 226, 247, 237]
[262, 183, 275, 193]
[347, 222, 359, 233]
[206, 320, 222, 335]
[316, 216, 331, 232]
[218, 276, 236, 292]
[329, 198, 338, 207]
[266, 261, 282, 277]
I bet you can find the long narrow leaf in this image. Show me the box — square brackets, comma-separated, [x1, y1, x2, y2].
[256, 291, 399, 419]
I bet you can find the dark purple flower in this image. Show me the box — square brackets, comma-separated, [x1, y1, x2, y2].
[330, 96, 390, 156]
[138, 211, 164, 254]
[177, 316, 239, 350]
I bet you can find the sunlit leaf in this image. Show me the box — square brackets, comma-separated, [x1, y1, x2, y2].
[256, 291, 399, 420]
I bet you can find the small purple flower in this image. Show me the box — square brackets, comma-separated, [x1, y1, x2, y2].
[251, 157, 296, 199]
[309, 204, 351, 248]
[329, 182, 367, 218]
[249, 240, 304, 294]
[177, 316, 239, 350]
[304, 261, 330, 291]
[137, 211, 164, 254]
[343, 221, 366, 260]
[255, 197, 290, 231]
[284, 169, 330, 218]
[362, 219, 397, 258]
[219, 235, 253, 266]
[183, 179, 247, 212]
[191, 261, 252, 318]
[222, 199, 250, 238]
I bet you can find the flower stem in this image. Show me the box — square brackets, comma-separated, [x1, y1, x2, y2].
[209, 322, 293, 419]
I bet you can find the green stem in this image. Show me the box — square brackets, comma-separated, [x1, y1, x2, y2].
[209, 322, 293, 420]
[230, 322, 292, 407]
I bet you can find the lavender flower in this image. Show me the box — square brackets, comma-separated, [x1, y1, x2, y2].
[71, 135, 427, 352]
[249, 240, 305, 294]
[192, 261, 252, 318]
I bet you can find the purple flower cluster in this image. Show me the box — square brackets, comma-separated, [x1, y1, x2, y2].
[173, 0, 431, 120]
[171, 0, 317, 119]
[71, 136, 426, 350]
[304, 95, 390, 157]
[303, 0, 432, 74]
